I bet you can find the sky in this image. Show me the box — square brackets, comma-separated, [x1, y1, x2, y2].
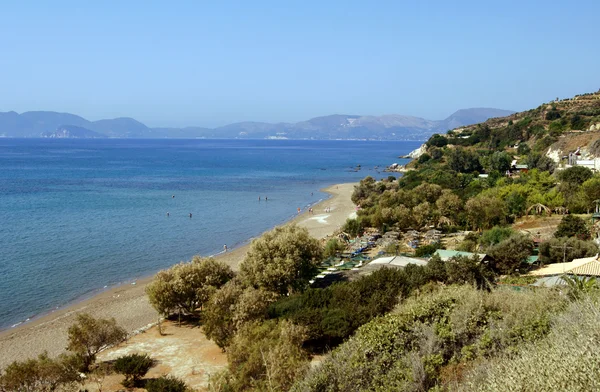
[1, 1, 600, 127]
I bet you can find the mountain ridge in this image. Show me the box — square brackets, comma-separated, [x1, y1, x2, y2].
[0, 108, 515, 140]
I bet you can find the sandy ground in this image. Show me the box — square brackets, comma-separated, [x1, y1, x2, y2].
[0, 183, 357, 370]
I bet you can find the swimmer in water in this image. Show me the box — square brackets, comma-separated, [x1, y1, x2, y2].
[189, 213, 192, 218]
[167, 212, 170, 217]
[172, 195, 175, 198]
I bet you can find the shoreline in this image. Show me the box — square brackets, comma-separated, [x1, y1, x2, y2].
[0, 182, 357, 369]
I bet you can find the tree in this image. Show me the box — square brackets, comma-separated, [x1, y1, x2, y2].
[465, 196, 507, 230]
[66, 314, 127, 371]
[580, 176, 600, 207]
[324, 238, 345, 258]
[0, 352, 81, 392]
[486, 151, 512, 173]
[342, 218, 363, 237]
[487, 234, 534, 274]
[146, 257, 234, 318]
[559, 166, 593, 185]
[554, 215, 590, 240]
[538, 237, 599, 265]
[446, 147, 483, 174]
[436, 190, 462, 218]
[114, 354, 154, 388]
[479, 226, 515, 249]
[146, 375, 189, 392]
[239, 224, 323, 294]
[224, 320, 310, 391]
[426, 134, 448, 148]
[446, 255, 495, 290]
[203, 279, 244, 350]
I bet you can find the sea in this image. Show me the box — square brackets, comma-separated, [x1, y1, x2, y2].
[0, 138, 420, 330]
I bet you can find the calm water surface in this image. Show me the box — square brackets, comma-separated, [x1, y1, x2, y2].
[0, 138, 420, 329]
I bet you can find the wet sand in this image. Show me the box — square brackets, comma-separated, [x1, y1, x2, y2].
[0, 182, 357, 369]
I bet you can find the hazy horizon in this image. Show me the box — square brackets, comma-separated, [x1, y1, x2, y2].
[2, 1, 599, 127]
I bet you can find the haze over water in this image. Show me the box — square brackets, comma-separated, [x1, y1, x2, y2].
[0, 138, 419, 330]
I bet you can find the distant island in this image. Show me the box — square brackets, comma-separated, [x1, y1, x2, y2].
[0, 108, 514, 140]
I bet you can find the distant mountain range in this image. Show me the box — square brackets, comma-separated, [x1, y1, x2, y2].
[0, 108, 515, 140]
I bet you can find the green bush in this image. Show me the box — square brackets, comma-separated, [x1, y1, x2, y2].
[323, 238, 345, 258]
[146, 375, 189, 392]
[457, 296, 600, 392]
[291, 285, 565, 392]
[415, 243, 442, 257]
[114, 353, 154, 387]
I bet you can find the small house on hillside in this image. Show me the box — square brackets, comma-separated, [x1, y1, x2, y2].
[434, 249, 491, 262]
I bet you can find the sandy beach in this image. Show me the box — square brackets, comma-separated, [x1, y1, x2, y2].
[0, 182, 357, 369]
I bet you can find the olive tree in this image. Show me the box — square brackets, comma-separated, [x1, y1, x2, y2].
[145, 257, 234, 318]
[0, 352, 81, 392]
[66, 314, 127, 371]
[239, 224, 323, 295]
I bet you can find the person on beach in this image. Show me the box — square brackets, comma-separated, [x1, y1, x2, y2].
[297, 207, 301, 214]
[224, 244, 228, 252]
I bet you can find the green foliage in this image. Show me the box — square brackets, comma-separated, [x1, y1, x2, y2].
[479, 226, 515, 248]
[113, 353, 154, 387]
[239, 224, 323, 295]
[426, 134, 448, 148]
[222, 320, 310, 392]
[0, 352, 81, 392]
[545, 107, 561, 120]
[341, 217, 363, 237]
[561, 275, 599, 300]
[446, 147, 483, 174]
[517, 143, 531, 155]
[66, 313, 127, 371]
[558, 166, 593, 185]
[323, 238, 345, 258]
[415, 243, 443, 257]
[487, 234, 534, 274]
[465, 195, 507, 230]
[146, 375, 190, 392]
[525, 152, 555, 173]
[498, 275, 537, 285]
[445, 255, 496, 290]
[268, 268, 411, 347]
[291, 286, 564, 392]
[538, 237, 599, 265]
[203, 280, 278, 350]
[145, 257, 234, 317]
[457, 297, 600, 391]
[554, 215, 590, 240]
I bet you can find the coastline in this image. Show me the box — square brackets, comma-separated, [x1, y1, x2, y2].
[0, 182, 357, 369]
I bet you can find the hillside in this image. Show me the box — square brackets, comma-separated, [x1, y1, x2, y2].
[433, 90, 600, 165]
[0, 108, 513, 140]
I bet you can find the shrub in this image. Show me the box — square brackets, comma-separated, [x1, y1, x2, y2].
[145, 375, 189, 392]
[114, 353, 154, 387]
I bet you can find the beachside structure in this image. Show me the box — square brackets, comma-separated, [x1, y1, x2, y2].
[369, 255, 428, 268]
[529, 254, 600, 277]
[434, 249, 491, 262]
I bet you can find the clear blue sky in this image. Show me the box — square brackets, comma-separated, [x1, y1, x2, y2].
[2, 1, 599, 127]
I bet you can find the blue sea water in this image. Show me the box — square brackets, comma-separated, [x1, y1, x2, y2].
[0, 138, 420, 330]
